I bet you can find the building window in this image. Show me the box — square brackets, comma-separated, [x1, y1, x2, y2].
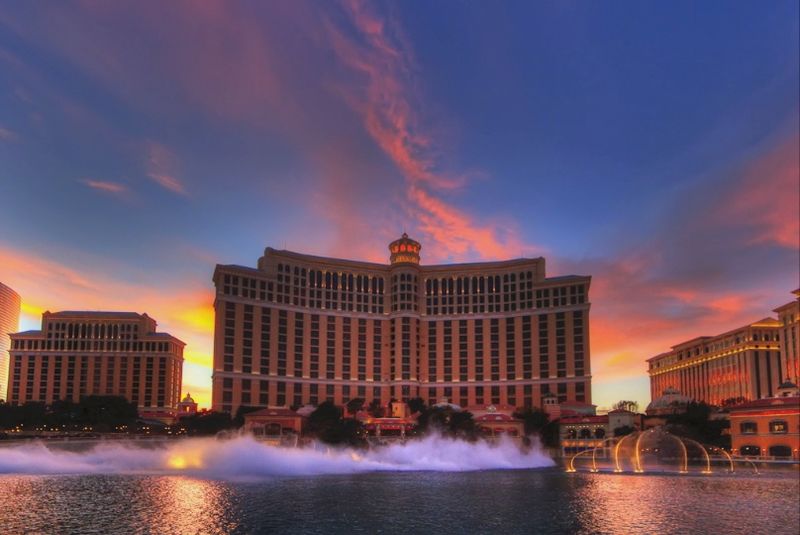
[768, 445, 792, 458]
[769, 420, 788, 434]
[739, 421, 757, 434]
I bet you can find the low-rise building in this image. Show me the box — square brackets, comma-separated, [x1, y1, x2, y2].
[472, 405, 525, 438]
[559, 409, 642, 456]
[729, 381, 800, 460]
[244, 406, 306, 438]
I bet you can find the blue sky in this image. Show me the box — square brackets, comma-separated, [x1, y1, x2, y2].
[1, 1, 798, 408]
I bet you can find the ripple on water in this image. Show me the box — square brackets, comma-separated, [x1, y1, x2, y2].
[0, 470, 798, 534]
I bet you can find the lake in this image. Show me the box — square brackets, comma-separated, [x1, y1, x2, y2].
[0, 437, 798, 534]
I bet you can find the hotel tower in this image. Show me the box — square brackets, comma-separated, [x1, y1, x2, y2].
[212, 235, 592, 414]
[8, 311, 185, 419]
[0, 282, 21, 401]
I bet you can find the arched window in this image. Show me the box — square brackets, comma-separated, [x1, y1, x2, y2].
[768, 445, 792, 458]
[567, 429, 576, 439]
[769, 420, 788, 434]
[739, 421, 758, 434]
[579, 428, 591, 439]
[594, 428, 606, 439]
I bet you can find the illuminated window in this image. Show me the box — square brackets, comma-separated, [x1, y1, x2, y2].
[769, 420, 788, 434]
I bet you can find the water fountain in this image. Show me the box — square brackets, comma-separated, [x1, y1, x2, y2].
[567, 426, 758, 475]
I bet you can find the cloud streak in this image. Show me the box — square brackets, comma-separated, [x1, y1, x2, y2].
[81, 179, 128, 195]
[145, 141, 187, 195]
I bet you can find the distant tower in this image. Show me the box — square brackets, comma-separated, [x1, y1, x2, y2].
[0, 283, 21, 401]
[388, 233, 422, 265]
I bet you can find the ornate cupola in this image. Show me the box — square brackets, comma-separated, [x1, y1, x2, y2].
[389, 233, 421, 265]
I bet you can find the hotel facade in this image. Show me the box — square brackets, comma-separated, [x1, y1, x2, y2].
[0, 282, 21, 401]
[647, 291, 800, 406]
[212, 234, 592, 415]
[8, 311, 185, 419]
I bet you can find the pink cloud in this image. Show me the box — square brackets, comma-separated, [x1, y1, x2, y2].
[712, 133, 799, 250]
[325, 1, 539, 262]
[145, 141, 187, 195]
[81, 179, 127, 195]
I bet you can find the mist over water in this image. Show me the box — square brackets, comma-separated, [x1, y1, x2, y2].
[0, 435, 554, 479]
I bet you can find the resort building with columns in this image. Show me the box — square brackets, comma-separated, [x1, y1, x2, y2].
[774, 290, 800, 387]
[648, 291, 800, 406]
[647, 319, 782, 406]
[8, 311, 185, 420]
[211, 234, 592, 415]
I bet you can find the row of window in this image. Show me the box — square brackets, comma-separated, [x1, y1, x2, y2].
[739, 420, 789, 434]
[12, 338, 176, 353]
[8, 354, 180, 407]
[220, 270, 587, 316]
[217, 377, 585, 411]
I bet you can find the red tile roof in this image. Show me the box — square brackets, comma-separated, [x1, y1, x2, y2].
[728, 396, 800, 412]
[559, 415, 608, 424]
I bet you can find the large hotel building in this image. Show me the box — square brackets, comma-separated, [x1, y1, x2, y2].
[647, 290, 800, 406]
[8, 311, 185, 418]
[1, 282, 21, 401]
[212, 234, 592, 414]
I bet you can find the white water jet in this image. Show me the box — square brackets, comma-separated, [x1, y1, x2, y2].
[0, 435, 554, 479]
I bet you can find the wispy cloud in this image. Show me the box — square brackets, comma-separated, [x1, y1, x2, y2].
[145, 141, 187, 195]
[81, 179, 128, 195]
[325, 1, 538, 262]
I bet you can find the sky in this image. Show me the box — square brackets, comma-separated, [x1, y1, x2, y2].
[0, 1, 798, 411]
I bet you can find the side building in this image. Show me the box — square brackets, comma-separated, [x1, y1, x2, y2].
[774, 289, 800, 385]
[0, 282, 21, 401]
[8, 311, 185, 420]
[647, 318, 782, 406]
[212, 234, 592, 415]
[648, 290, 800, 406]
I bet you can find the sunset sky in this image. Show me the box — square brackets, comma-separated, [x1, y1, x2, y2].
[1, 1, 798, 410]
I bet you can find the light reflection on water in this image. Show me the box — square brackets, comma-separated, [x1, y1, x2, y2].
[1, 470, 798, 534]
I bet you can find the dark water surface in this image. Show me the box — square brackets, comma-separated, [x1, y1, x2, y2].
[1, 469, 798, 534]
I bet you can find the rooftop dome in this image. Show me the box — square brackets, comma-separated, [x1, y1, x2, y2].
[646, 388, 693, 415]
[180, 393, 195, 404]
[389, 233, 421, 265]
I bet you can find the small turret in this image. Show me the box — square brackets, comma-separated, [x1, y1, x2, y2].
[388, 233, 421, 265]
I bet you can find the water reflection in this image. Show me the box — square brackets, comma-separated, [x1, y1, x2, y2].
[0, 470, 797, 534]
[142, 477, 238, 534]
